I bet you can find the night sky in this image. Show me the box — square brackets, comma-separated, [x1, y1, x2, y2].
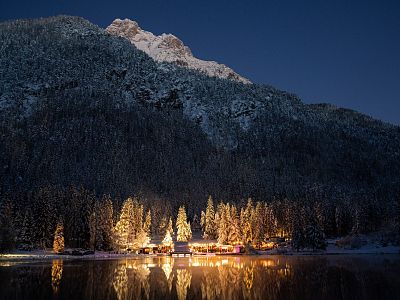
[1, 0, 399, 125]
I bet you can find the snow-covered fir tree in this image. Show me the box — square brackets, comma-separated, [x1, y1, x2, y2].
[252, 202, 264, 247]
[217, 202, 228, 244]
[162, 229, 173, 246]
[263, 204, 278, 239]
[226, 204, 241, 244]
[143, 210, 152, 238]
[202, 196, 217, 240]
[114, 198, 134, 249]
[131, 198, 144, 241]
[304, 223, 326, 251]
[53, 222, 65, 253]
[240, 199, 254, 244]
[176, 206, 192, 242]
[167, 217, 174, 236]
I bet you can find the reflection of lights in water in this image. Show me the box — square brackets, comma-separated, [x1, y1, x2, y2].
[51, 259, 63, 294]
[244, 266, 254, 291]
[162, 263, 173, 280]
[110, 257, 293, 299]
[176, 269, 192, 300]
[160, 258, 174, 292]
[112, 264, 128, 300]
[261, 259, 276, 268]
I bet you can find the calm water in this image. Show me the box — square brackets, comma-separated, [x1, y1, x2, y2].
[0, 255, 399, 300]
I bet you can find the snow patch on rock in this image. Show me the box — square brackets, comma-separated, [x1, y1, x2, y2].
[106, 18, 251, 84]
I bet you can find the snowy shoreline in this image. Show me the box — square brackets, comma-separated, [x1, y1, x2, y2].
[1, 246, 399, 262]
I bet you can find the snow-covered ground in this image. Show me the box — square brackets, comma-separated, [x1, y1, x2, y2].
[259, 239, 400, 256]
[1, 243, 399, 262]
[0, 250, 143, 261]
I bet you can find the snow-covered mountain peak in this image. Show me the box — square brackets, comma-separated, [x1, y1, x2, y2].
[106, 18, 251, 84]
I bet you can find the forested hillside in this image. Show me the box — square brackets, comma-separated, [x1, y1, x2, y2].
[0, 16, 399, 250]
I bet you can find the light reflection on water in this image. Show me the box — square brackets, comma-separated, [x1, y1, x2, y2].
[0, 255, 400, 300]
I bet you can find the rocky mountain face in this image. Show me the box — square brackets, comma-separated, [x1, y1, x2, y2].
[106, 18, 251, 84]
[1, 16, 400, 215]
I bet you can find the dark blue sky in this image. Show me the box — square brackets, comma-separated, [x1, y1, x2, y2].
[1, 0, 399, 125]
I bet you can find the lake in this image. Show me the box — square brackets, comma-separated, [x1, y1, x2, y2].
[0, 255, 399, 300]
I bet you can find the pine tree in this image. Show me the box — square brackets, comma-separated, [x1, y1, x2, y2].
[33, 187, 57, 249]
[162, 229, 173, 246]
[100, 197, 114, 250]
[166, 217, 174, 236]
[240, 199, 254, 244]
[264, 204, 278, 239]
[252, 202, 264, 247]
[291, 212, 304, 251]
[217, 203, 228, 244]
[335, 205, 346, 237]
[133, 209, 152, 247]
[203, 196, 217, 240]
[158, 216, 168, 237]
[192, 214, 201, 232]
[290, 205, 306, 251]
[18, 210, 34, 250]
[176, 206, 192, 242]
[200, 211, 206, 232]
[0, 199, 15, 252]
[89, 209, 97, 250]
[114, 198, 134, 250]
[229, 205, 241, 244]
[131, 198, 144, 240]
[143, 210, 152, 238]
[136, 229, 150, 247]
[227, 204, 241, 244]
[53, 222, 65, 253]
[304, 223, 326, 251]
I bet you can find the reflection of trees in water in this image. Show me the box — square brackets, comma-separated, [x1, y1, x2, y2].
[243, 265, 254, 291]
[162, 261, 174, 292]
[201, 269, 221, 300]
[197, 258, 295, 300]
[0, 256, 385, 300]
[112, 260, 150, 300]
[218, 265, 241, 299]
[51, 259, 63, 294]
[112, 264, 128, 300]
[132, 264, 151, 299]
[176, 269, 192, 300]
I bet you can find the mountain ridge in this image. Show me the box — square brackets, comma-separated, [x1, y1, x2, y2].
[0, 15, 399, 215]
[106, 18, 251, 84]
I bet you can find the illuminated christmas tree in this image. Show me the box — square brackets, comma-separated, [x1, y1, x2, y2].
[162, 229, 173, 246]
[53, 222, 64, 253]
[114, 198, 134, 250]
[201, 196, 217, 240]
[176, 206, 192, 242]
